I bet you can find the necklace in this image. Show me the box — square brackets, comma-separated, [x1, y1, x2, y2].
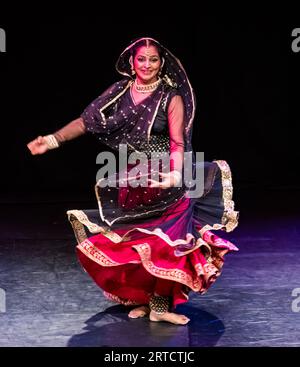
[134, 78, 161, 94]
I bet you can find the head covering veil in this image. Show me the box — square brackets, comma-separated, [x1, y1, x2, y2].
[81, 37, 196, 153]
[115, 37, 196, 152]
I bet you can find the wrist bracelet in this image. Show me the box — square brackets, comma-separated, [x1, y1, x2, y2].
[172, 170, 182, 186]
[43, 134, 60, 150]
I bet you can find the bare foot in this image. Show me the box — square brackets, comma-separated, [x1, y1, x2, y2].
[149, 310, 190, 325]
[128, 305, 150, 319]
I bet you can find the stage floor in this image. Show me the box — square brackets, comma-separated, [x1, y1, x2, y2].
[0, 191, 299, 347]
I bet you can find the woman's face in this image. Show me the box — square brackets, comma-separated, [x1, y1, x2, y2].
[133, 45, 161, 84]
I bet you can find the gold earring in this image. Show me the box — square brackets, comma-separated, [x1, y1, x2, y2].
[129, 56, 135, 76]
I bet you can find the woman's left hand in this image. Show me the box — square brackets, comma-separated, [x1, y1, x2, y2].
[148, 171, 182, 189]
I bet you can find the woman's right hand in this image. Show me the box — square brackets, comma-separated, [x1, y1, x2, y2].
[27, 136, 49, 155]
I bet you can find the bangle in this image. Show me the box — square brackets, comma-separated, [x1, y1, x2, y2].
[172, 170, 182, 186]
[43, 134, 60, 150]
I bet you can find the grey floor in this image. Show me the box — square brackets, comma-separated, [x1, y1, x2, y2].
[0, 191, 299, 347]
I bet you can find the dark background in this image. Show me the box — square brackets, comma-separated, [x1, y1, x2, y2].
[0, 11, 300, 353]
[0, 13, 298, 211]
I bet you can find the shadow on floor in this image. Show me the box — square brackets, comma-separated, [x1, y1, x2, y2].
[67, 304, 225, 347]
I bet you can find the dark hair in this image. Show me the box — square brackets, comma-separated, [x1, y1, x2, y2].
[130, 39, 163, 59]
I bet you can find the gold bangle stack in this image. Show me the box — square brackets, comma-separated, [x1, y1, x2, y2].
[172, 170, 182, 186]
[43, 134, 60, 150]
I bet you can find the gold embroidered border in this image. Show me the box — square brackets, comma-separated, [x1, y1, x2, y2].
[98, 81, 132, 122]
[103, 291, 139, 306]
[174, 237, 213, 257]
[67, 210, 122, 244]
[133, 243, 220, 292]
[67, 208, 204, 253]
[197, 160, 239, 242]
[120, 227, 197, 248]
[203, 263, 221, 280]
[68, 215, 88, 244]
[76, 239, 222, 297]
[214, 160, 239, 232]
[77, 239, 141, 267]
[77, 239, 121, 266]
